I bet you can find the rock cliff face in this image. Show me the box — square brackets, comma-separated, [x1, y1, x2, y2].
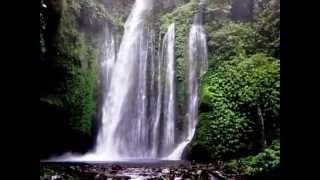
[99, 0, 190, 19]
[100, 0, 135, 20]
[40, 0, 108, 158]
[231, 0, 255, 21]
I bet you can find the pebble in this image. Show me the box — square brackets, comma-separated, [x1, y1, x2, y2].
[161, 168, 170, 174]
[51, 175, 61, 180]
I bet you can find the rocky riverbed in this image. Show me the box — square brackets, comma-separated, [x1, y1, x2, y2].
[40, 161, 228, 180]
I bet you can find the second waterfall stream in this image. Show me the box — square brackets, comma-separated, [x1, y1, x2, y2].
[49, 0, 208, 161]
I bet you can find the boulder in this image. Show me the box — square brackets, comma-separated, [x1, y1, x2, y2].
[111, 164, 123, 171]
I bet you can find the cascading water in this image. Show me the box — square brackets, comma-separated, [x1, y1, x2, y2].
[160, 23, 176, 156]
[94, 0, 154, 159]
[50, 0, 155, 161]
[47, 0, 207, 162]
[99, 26, 116, 101]
[167, 0, 208, 160]
[185, 0, 208, 137]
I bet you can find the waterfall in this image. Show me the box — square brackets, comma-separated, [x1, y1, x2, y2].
[186, 0, 208, 136]
[160, 23, 176, 156]
[46, 0, 207, 162]
[167, 0, 208, 160]
[50, 0, 155, 161]
[94, 0, 154, 159]
[99, 25, 116, 112]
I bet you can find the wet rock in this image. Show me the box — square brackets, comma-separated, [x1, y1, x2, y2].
[231, 0, 254, 21]
[110, 170, 118, 174]
[94, 173, 109, 180]
[111, 164, 123, 171]
[139, 173, 149, 177]
[182, 173, 194, 180]
[174, 170, 181, 176]
[114, 176, 131, 180]
[199, 170, 209, 180]
[162, 168, 170, 174]
[196, 170, 202, 175]
[178, 164, 187, 169]
[210, 171, 227, 180]
[208, 166, 215, 171]
[82, 171, 99, 179]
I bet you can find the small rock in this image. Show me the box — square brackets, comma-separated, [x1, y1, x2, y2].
[110, 170, 118, 174]
[182, 173, 193, 180]
[50, 175, 62, 180]
[114, 176, 130, 180]
[83, 172, 98, 179]
[200, 170, 209, 180]
[162, 168, 170, 174]
[94, 174, 101, 179]
[111, 164, 123, 171]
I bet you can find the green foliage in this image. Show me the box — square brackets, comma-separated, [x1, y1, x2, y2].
[205, 0, 280, 69]
[190, 0, 280, 161]
[206, 21, 256, 68]
[191, 53, 280, 159]
[40, 167, 57, 180]
[224, 139, 280, 176]
[40, 96, 64, 108]
[41, 0, 100, 136]
[40, 166, 80, 180]
[193, 111, 254, 159]
[67, 0, 124, 30]
[39, 0, 122, 155]
[211, 53, 280, 113]
[64, 61, 97, 134]
[253, 0, 280, 58]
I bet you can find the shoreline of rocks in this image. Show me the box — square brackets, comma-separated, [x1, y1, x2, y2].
[40, 163, 228, 180]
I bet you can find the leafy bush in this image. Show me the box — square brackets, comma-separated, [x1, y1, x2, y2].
[190, 53, 280, 159]
[224, 139, 280, 177]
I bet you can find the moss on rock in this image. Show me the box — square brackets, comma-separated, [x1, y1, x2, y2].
[40, 0, 123, 156]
